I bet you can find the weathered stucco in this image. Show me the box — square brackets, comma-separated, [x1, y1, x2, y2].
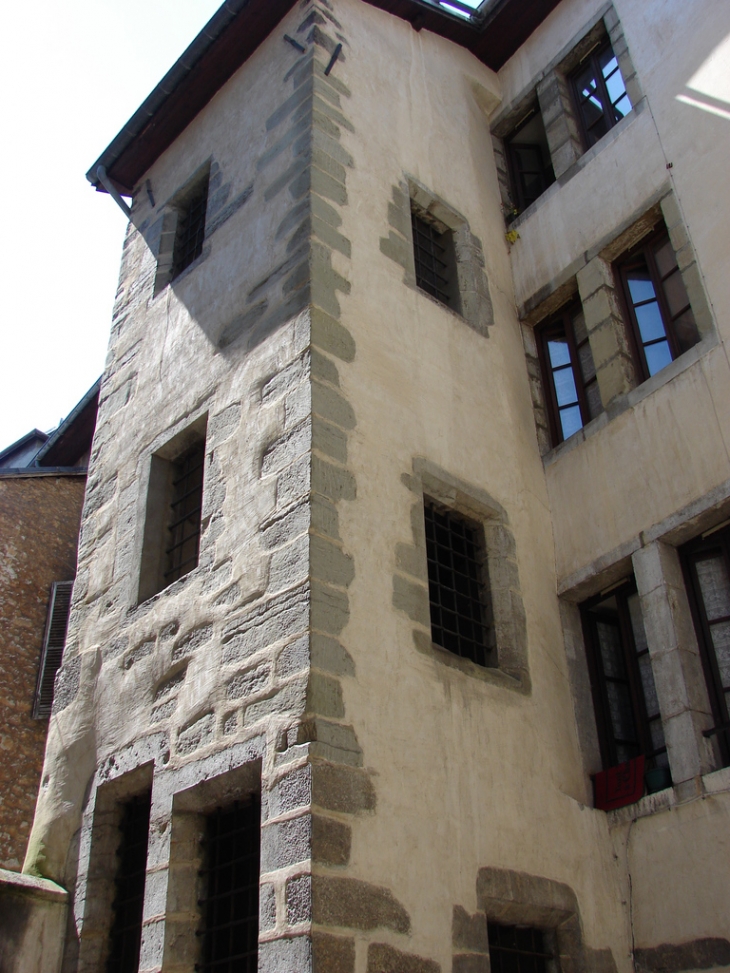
[11, 0, 730, 969]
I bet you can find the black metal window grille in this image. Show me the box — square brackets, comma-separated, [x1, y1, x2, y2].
[172, 174, 209, 279]
[682, 526, 730, 768]
[616, 230, 699, 381]
[33, 580, 73, 718]
[537, 302, 602, 446]
[411, 211, 456, 308]
[164, 440, 205, 585]
[106, 792, 152, 973]
[571, 41, 632, 148]
[488, 923, 553, 973]
[581, 581, 668, 771]
[197, 799, 260, 973]
[424, 501, 492, 667]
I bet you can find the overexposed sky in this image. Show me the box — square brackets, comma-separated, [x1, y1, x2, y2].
[0, 0, 223, 453]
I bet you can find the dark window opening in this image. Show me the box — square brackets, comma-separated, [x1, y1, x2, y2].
[424, 501, 493, 667]
[33, 580, 73, 718]
[682, 526, 730, 767]
[411, 210, 459, 310]
[537, 302, 601, 445]
[506, 109, 555, 216]
[172, 171, 210, 280]
[488, 923, 554, 973]
[106, 792, 152, 973]
[198, 798, 260, 973]
[581, 580, 668, 772]
[616, 229, 699, 380]
[164, 440, 205, 586]
[571, 41, 632, 148]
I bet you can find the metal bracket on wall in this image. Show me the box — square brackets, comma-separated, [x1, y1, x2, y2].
[96, 166, 132, 218]
[284, 34, 306, 53]
[324, 43, 343, 76]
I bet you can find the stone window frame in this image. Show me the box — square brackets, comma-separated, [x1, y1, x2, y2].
[162, 760, 263, 973]
[491, 4, 642, 224]
[73, 763, 155, 973]
[522, 192, 716, 459]
[380, 177, 494, 337]
[394, 458, 529, 693]
[153, 161, 212, 296]
[137, 412, 208, 604]
[453, 866, 617, 973]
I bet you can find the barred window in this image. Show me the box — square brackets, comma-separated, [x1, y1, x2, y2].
[424, 500, 493, 667]
[172, 171, 209, 280]
[33, 580, 73, 718]
[198, 799, 260, 973]
[164, 440, 205, 586]
[488, 923, 554, 973]
[106, 793, 151, 973]
[411, 210, 459, 310]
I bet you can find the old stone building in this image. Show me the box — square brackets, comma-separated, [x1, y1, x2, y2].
[2, 0, 729, 970]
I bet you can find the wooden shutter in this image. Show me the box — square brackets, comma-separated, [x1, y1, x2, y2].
[33, 581, 73, 719]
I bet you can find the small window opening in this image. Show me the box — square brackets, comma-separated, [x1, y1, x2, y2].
[33, 580, 73, 718]
[488, 923, 555, 973]
[198, 798, 260, 973]
[172, 171, 210, 280]
[106, 792, 152, 973]
[570, 41, 632, 148]
[581, 581, 668, 772]
[164, 440, 205, 586]
[411, 209, 459, 310]
[424, 500, 494, 667]
[506, 109, 555, 217]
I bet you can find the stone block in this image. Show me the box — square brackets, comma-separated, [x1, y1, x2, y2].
[278, 635, 311, 678]
[261, 501, 311, 551]
[310, 633, 355, 676]
[452, 956, 489, 973]
[452, 906, 489, 952]
[310, 534, 354, 588]
[312, 418, 348, 464]
[312, 813, 351, 865]
[287, 873, 313, 924]
[311, 382, 355, 430]
[367, 943, 441, 973]
[311, 580, 350, 635]
[177, 713, 215, 755]
[312, 875, 410, 933]
[306, 671, 345, 719]
[310, 308, 356, 362]
[226, 663, 272, 701]
[393, 573, 430, 628]
[260, 882, 277, 932]
[312, 931, 355, 973]
[259, 935, 312, 973]
[261, 814, 311, 873]
[311, 760, 375, 814]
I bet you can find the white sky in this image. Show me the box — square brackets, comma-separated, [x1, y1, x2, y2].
[0, 0, 223, 453]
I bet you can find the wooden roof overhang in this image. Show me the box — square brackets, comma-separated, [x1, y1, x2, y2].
[87, 0, 560, 196]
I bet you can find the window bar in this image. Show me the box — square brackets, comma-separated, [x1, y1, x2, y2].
[106, 792, 152, 973]
[196, 799, 260, 973]
[411, 212, 453, 305]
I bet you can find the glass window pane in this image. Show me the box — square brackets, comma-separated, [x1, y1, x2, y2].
[596, 618, 625, 678]
[559, 405, 583, 439]
[695, 555, 730, 621]
[600, 52, 619, 76]
[554, 366, 578, 406]
[578, 340, 597, 384]
[709, 621, 730, 691]
[606, 681, 638, 744]
[627, 593, 648, 653]
[653, 238, 678, 278]
[635, 301, 667, 343]
[662, 269, 691, 318]
[586, 380, 603, 420]
[644, 340, 673, 375]
[627, 271, 656, 305]
[572, 308, 588, 344]
[547, 337, 571, 367]
[604, 68, 627, 107]
[638, 654, 661, 719]
[673, 309, 700, 355]
[613, 94, 632, 118]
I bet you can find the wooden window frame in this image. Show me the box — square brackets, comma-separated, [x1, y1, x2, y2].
[615, 228, 698, 383]
[682, 527, 730, 768]
[536, 302, 599, 447]
[33, 580, 73, 719]
[580, 580, 666, 771]
[569, 40, 630, 149]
